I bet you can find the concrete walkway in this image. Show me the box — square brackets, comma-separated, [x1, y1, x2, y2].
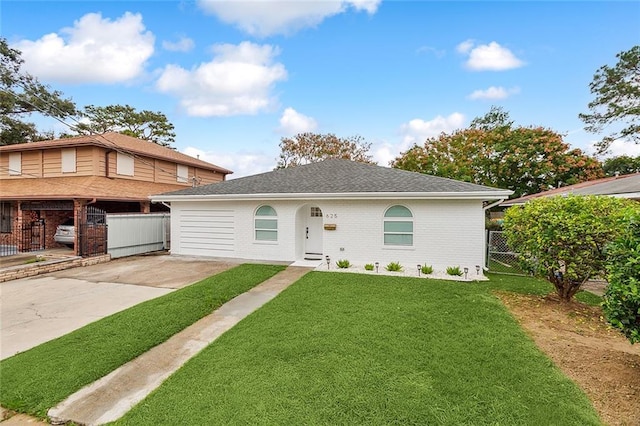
[47, 266, 311, 426]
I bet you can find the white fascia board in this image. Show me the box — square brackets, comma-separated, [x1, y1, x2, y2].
[151, 190, 514, 203]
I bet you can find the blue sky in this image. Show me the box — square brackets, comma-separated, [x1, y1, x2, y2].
[4, 1, 640, 177]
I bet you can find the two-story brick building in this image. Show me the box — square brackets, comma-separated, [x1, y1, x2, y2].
[0, 132, 231, 253]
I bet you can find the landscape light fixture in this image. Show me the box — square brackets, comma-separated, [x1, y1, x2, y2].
[464, 267, 469, 280]
[475, 265, 481, 275]
[375, 262, 379, 273]
[417, 264, 421, 277]
[326, 255, 330, 270]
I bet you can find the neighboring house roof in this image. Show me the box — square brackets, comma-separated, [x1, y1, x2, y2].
[152, 159, 513, 201]
[0, 176, 191, 202]
[0, 132, 232, 175]
[501, 173, 640, 206]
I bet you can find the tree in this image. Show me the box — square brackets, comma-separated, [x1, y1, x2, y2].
[603, 213, 640, 344]
[503, 195, 638, 302]
[603, 155, 640, 176]
[276, 133, 374, 169]
[73, 104, 176, 147]
[469, 105, 513, 131]
[0, 38, 77, 145]
[579, 46, 640, 153]
[392, 110, 603, 198]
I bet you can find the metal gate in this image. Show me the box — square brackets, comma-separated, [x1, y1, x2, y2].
[0, 220, 45, 257]
[486, 230, 527, 275]
[79, 206, 108, 257]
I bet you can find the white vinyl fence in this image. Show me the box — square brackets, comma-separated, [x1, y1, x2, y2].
[107, 213, 170, 258]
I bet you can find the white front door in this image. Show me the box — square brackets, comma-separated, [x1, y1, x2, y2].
[305, 206, 323, 255]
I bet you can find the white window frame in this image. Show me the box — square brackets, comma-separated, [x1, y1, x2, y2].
[61, 148, 76, 173]
[254, 205, 278, 242]
[177, 164, 188, 183]
[8, 153, 21, 176]
[383, 205, 414, 247]
[116, 152, 134, 176]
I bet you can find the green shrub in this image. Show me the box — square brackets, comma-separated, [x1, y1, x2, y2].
[503, 195, 639, 301]
[421, 265, 433, 275]
[385, 261, 403, 272]
[336, 259, 351, 269]
[364, 263, 375, 271]
[603, 214, 640, 344]
[446, 266, 463, 276]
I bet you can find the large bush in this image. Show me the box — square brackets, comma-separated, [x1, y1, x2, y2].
[603, 214, 640, 344]
[503, 195, 638, 301]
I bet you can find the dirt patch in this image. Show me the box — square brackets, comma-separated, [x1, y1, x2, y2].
[497, 292, 640, 426]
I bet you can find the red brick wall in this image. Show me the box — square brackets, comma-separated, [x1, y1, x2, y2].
[43, 210, 74, 248]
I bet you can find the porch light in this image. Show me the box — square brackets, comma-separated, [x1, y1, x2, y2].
[326, 255, 330, 270]
[375, 262, 379, 273]
[475, 265, 481, 275]
[464, 267, 469, 280]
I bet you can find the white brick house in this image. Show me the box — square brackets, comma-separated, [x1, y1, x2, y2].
[151, 160, 513, 273]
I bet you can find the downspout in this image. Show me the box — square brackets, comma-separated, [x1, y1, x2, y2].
[483, 199, 505, 211]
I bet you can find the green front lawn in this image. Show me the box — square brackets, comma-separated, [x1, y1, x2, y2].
[114, 272, 601, 425]
[0, 263, 285, 418]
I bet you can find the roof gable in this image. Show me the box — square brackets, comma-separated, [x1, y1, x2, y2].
[155, 159, 512, 199]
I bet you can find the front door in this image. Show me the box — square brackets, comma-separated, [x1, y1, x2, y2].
[305, 206, 323, 257]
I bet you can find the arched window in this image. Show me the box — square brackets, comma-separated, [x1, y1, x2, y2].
[255, 205, 278, 241]
[383, 205, 413, 246]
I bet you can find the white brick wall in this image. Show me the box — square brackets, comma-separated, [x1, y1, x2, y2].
[169, 198, 486, 272]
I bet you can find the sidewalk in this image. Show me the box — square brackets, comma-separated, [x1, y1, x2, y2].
[47, 266, 312, 426]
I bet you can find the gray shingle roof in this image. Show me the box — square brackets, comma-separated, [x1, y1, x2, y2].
[502, 172, 640, 206]
[158, 159, 509, 196]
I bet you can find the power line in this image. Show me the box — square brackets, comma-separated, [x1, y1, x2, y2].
[1, 87, 193, 181]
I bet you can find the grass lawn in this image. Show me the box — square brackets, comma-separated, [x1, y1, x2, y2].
[113, 272, 601, 426]
[0, 263, 284, 418]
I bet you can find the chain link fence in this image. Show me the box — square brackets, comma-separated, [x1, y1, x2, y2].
[486, 230, 528, 275]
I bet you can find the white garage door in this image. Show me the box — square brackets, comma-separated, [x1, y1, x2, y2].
[180, 209, 235, 255]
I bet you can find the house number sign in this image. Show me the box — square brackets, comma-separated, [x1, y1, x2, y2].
[325, 213, 338, 219]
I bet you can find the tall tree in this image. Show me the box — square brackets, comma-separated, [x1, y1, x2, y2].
[469, 105, 513, 131]
[392, 110, 604, 198]
[276, 133, 374, 169]
[603, 155, 640, 176]
[73, 104, 176, 147]
[579, 46, 640, 153]
[0, 38, 77, 145]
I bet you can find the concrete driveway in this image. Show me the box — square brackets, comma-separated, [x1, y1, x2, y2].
[0, 254, 238, 360]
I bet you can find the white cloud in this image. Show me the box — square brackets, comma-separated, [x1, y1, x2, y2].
[162, 36, 194, 52]
[400, 113, 466, 147]
[13, 12, 154, 84]
[468, 86, 520, 100]
[587, 139, 640, 157]
[278, 108, 318, 135]
[457, 40, 524, 71]
[156, 41, 287, 116]
[368, 113, 466, 167]
[416, 46, 445, 58]
[456, 39, 474, 54]
[372, 142, 398, 167]
[197, 0, 380, 36]
[183, 146, 276, 178]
